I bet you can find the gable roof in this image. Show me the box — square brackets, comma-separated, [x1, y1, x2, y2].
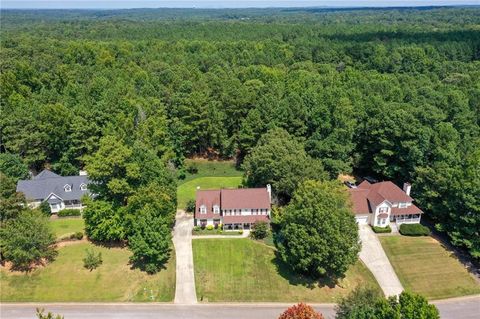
[349, 181, 420, 215]
[195, 189, 221, 219]
[17, 170, 90, 202]
[220, 188, 270, 210]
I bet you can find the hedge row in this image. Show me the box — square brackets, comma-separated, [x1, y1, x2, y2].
[372, 225, 392, 233]
[57, 209, 81, 217]
[399, 223, 431, 236]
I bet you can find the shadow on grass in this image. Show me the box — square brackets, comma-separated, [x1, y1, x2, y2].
[272, 251, 338, 290]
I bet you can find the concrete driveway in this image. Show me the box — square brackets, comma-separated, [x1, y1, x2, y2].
[172, 211, 197, 304]
[358, 225, 403, 297]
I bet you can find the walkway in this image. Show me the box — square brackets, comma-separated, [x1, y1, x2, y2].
[358, 225, 403, 297]
[172, 211, 197, 304]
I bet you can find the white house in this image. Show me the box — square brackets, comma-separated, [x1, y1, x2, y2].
[349, 180, 423, 227]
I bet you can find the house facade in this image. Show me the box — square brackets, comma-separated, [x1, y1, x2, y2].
[195, 185, 271, 230]
[16, 169, 90, 213]
[349, 181, 423, 227]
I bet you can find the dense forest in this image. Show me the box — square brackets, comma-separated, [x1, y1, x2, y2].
[1, 7, 479, 260]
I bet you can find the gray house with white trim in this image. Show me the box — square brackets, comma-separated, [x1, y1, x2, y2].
[16, 169, 90, 213]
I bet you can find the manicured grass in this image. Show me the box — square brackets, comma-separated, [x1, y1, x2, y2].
[177, 176, 243, 209]
[0, 242, 175, 302]
[380, 236, 480, 300]
[181, 159, 242, 184]
[50, 218, 85, 238]
[193, 239, 381, 302]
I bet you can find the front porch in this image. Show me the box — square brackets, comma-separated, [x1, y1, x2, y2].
[392, 213, 422, 225]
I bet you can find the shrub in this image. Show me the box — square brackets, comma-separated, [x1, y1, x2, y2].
[238, 230, 244, 235]
[57, 209, 81, 217]
[251, 220, 269, 239]
[400, 223, 431, 236]
[177, 169, 186, 180]
[185, 199, 196, 213]
[186, 163, 199, 174]
[206, 224, 214, 230]
[371, 225, 391, 233]
[279, 303, 324, 319]
[193, 226, 201, 232]
[70, 231, 83, 240]
[39, 201, 51, 216]
[83, 248, 103, 271]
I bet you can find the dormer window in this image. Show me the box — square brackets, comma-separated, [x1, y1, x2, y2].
[399, 202, 407, 208]
[64, 184, 72, 192]
[200, 205, 206, 214]
[213, 205, 220, 214]
[80, 183, 87, 191]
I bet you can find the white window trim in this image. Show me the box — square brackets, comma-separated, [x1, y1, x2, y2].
[399, 202, 407, 208]
[200, 205, 207, 214]
[80, 183, 87, 191]
[213, 205, 220, 214]
[64, 184, 72, 192]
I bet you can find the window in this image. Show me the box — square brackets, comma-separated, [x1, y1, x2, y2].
[379, 207, 388, 213]
[213, 205, 220, 214]
[200, 205, 206, 214]
[80, 183, 87, 191]
[399, 202, 407, 208]
[64, 184, 72, 192]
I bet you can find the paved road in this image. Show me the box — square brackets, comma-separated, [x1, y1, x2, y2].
[358, 225, 403, 297]
[1, 296, 479, 319]
[0, 303, 336, 319]
[172, 211, 197, 304]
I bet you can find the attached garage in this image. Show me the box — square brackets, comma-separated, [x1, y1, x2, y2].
[355, 215, 369, 225]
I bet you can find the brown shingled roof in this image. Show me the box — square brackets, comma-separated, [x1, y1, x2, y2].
[348, 188, 371, 215]
[195, 190, 221, 219]
[220, 188, 270, 210]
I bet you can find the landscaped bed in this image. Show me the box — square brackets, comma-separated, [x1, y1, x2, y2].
[192, 238, 381, 302]
[192, 228, 243, 236]
[50, 217, 85, 239]
[0, 242, 175, 302]
[380, 236, 480, 300]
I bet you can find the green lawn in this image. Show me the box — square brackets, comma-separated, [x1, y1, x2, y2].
[193, 239, 381, 302]
[177, 176, 243, 209]
[50, 218, 85, 238]
[181, 159, 242, 184]
[0, 242, 175, 302]
[380, 236, 480, 300]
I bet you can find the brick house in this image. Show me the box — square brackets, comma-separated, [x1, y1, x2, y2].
[194, 185, 271, 230]
[348, 181, 423, 227]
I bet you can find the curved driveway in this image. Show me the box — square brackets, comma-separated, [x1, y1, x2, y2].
[172, 211, 197, 304]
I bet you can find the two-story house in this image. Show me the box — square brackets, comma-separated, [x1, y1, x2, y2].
[194, 185, 271, 230]
[16, 169, 90, 213]
[348, 180, 423, 227]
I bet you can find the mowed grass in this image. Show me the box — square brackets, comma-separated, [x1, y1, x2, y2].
[50, 218, 85, 238]
[193, 239, 381, 302]
[0, 242, 175, 302]
[177, 176, 243, 209]
[380, 236, 480, 300]
[181, 159, 242, 184]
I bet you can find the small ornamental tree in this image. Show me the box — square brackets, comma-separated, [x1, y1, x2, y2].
[83, 248, 103, 271]
[279, 303, 324, 319]
[279, 180, 360, 280]
[39, 201, 52, 216]
[250, 220, 269, 239]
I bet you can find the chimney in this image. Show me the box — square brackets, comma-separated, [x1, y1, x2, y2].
[79, 170, 87, 176]
[403, 182, 411, 196]
[266, 184, 271, 202]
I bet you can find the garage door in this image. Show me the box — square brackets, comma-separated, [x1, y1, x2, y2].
[355, 216, 368, 225]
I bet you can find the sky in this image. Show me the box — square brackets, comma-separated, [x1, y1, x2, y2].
[2, 0, 479, 9]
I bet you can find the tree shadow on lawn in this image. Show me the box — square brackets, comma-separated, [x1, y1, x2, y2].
[272, 251, 338, 290]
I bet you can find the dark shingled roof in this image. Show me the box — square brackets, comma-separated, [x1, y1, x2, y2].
[17, 169, 90, 201]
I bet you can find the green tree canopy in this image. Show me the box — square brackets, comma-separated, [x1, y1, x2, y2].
[279, 180, 360, 280]
[242, 128, 327, 203]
